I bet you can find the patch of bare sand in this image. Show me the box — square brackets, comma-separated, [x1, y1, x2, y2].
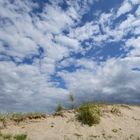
[0, 105, 140, 140]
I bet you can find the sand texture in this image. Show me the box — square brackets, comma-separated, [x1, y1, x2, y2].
[0, 105, 140, 140]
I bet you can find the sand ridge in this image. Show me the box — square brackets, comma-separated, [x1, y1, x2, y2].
[0, 105, 140, 140]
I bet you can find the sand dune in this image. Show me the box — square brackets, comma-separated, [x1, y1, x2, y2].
[0, 105, 140, 140]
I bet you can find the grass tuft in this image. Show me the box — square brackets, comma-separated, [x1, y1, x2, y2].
[14, 134, 27, 140]
[77, 103, 101, 126]
[0, 112, 46, 125]
[111, 106, 121, 116]
[55, 104, 64, 112]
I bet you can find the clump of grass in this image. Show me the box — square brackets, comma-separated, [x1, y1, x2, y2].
[77, 103, 101, 126]
[0, 133, 27, 140]
[10, 113, 26, 123]
[111, 106, 121, 116]
[0, 114, 7, 128]
[55, 104, 64, 112]
[3, 134, 12, 139]
[25, 113, 46, 119]
[0, 133, 12, 140]
[54, 104, 66, 117]
[10, 112, 45, 122]
[0, 114, 5, 122]
[0, 112, 46, 125]
[14, 134, 27, 140]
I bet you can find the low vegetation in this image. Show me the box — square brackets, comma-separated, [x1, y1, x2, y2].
[77, 103, 101, 126]
[0, 133, 27, 140]
[0, 112, 46, 126]
[111, 106, 121, 116]
[55, 104, 64, 112]
[14, 134, 27, 140]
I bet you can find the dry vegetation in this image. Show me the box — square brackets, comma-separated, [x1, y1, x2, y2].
[0, 104, 140, 140]
[0, 112, 46, 128]
[0, 133, 27, 140]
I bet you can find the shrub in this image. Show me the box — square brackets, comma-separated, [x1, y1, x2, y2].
[55, 104, 64, 112]
[77, 104, 101, 126]
[14, 134, 27, 140]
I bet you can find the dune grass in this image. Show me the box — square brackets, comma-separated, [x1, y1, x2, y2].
[110, 106, 121, 116]
[0, 133, 27, 140]
[0, 112, 46, 125]
[14, 134, 27, 140]
[55, 104, 64, 112]
[0, 133, 12, 140]
[77, 103, 101, 126]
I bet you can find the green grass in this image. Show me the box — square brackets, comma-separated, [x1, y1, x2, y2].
[55, 104, 64, 112]
[0, 134, 12, 140]
[24, 113, 46, 119]
[77, 103, 101, 126]
[0, 114, 6, 122]
[14, 134, 27, 140]
[0, 112, 46, 124]
[0, 133, 27, 140]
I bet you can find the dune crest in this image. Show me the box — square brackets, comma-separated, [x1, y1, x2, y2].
[0, 105, 140, 140]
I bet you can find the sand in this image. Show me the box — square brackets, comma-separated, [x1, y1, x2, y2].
[0, 104, 140, 140]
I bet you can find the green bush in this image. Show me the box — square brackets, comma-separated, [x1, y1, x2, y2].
[55, 104, 64, 112]
[77, 104, 101, 126]
[0, 133, 27, 140]
[14, 134, 27, 140]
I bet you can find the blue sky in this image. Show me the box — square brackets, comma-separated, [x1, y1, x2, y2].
[0, 0, 140, 112]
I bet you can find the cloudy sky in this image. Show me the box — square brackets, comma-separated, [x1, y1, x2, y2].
[0, 0, 140, 112]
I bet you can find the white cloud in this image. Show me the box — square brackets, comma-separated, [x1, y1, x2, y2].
[136, 6, 140, 16]
[0, 0, 140, 112]
[55, 35, 80, 50]
[130, 0, 140, 5]
[59, 57, 140, 103]
[0, 61, 69, 112]
[126, 36, 140, 56]
[117, 1, 132, 17]
[39, 4, 74, 34]
[69, 22, 100, 41]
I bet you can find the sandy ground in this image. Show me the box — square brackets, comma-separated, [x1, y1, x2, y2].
[0, 105, 140, 140]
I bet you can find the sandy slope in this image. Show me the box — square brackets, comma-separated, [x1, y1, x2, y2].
[0, 105, 140, 140]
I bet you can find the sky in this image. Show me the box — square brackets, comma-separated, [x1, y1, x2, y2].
[0, 0, 140, 112]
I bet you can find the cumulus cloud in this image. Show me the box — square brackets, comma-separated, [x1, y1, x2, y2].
[58, 58, 140, 104]
[0, 0, 140, 112]
[54, 35, 80, 50]
[130, 0, 140, 5]
[117, 1, 132, 17]
[136, 5, 140, 16]
[0, 61, 69, 112]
